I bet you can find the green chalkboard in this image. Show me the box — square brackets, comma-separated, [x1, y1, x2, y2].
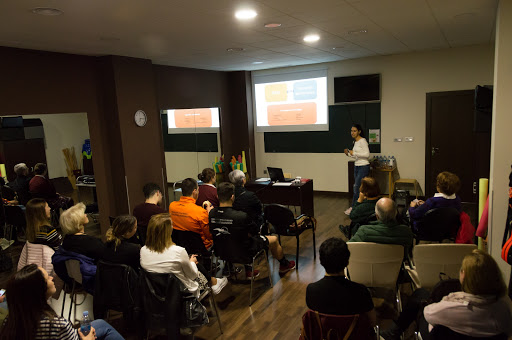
[161, 114, 218, 152]
[264, 103, 381, 153]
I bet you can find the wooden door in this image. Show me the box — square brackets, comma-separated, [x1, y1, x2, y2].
[425, 90, 491, 204]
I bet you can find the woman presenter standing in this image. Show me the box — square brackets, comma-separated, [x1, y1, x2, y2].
[344, 124, 370, 215]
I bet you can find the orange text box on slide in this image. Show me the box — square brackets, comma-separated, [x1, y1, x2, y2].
[267, 102, 317, 126]
[174, 109, 212, 128]
[265, 83, 288, 102]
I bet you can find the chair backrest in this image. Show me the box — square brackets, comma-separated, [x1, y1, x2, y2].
[212, 229, 253, 264]
[346, 242, 403, 288]
[416, 208, 461, 241]
[17, 242, 55, 275]
[172, 229, 209, 257]
[300, 310, 375, 340]
[93, 260, 139, 319]
[1, 185, 16, 201]
[264, 204, 295, 234]
[4, 205, 26, 227]
[413, 244, 477, 289]
[430, 325, 507, 340]
[65, 259, 83, 284]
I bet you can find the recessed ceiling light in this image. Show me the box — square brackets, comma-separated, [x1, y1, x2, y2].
[332, 46, 345, 50]
[264, 23, 282, 28]
[304, 34, 320, 42]
[31, 7, 63, 16]
[348, 29, 368, 35]
[235, 9, 257, 20]
[226, 48, 246, 52]
[252, 61, 264, 64]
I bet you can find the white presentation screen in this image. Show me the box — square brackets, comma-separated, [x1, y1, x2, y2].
[253, 69, 328, 132]
[164, 107, 220, 134]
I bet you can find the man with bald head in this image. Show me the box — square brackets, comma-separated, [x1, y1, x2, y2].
[348, 197, 413, 255]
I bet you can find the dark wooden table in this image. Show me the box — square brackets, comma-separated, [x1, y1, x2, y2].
[245, 179, 314, 216]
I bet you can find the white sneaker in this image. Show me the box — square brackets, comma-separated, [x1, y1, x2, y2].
[344, 207, 352, 215]
[211, 277, 228, 295]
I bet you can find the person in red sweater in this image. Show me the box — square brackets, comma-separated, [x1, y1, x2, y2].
[196, 168, 219, 208]
[29, 163, 73, 210]
[133, 183, 167, 245]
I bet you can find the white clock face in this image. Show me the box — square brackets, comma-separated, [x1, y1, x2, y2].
[135, 110, 147, 127]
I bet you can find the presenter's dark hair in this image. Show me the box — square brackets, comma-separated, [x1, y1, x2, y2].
[181, 178, 198, 197]
[217, 182, 234, 203]
[352, 124, 365, 138]
[319, 237, 350, 274]
[143, 183, 161, 199]
[198, 168, 216, 183]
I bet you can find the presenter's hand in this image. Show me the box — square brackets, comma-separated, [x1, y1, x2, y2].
[349, 150, 354, 156]
[344, 149, 349, 155]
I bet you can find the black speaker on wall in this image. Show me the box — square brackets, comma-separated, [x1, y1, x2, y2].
[474, 85, 493, 133]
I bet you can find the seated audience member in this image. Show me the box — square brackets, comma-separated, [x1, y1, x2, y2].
[132, 183, 167, 245]
[140, 213, 227, 295]
[103, 215, 141, 272]
[409, 171, 462, 232]
[196, 168, 219, 208]
[8, 163, 31, 206]
[60, 202, 106, 261]
[340, 177, 380, 238]
[349, 198, 413, 255]
[29, 163, 74, 210]
[169, 178, 213, 250]
[228, 169, 264, 228]
[382, 250, 512, 339]
[210, 182, 295, 275]
[306, 237, 375, 322]
[25, 198, 62, 251]
[0, 264, 123, 340]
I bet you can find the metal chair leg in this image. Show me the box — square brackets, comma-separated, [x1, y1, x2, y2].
[61, 285, 67, 317]
[249, 258, 255, 306]
[208, 289, 223, 334]
[296, 235, 300, 269]
[68, 281, 76, 321]
[312, 228, 316, 259]
[265, 250, 273, 288]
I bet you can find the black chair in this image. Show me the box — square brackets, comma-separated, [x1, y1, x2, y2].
[264, 204, 316, 269]
[4, 205, 26, 240]
[428, 325, 507, 340]
[172, 229, 214, 272]
[60, 259, 87, 321]
[93, 261, 139, 325]
[414, 208, 461, 244]
[212, 230, 272, 306]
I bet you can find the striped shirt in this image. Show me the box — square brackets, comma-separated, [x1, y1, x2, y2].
[35, 225, 63, 251]
[35, 316, 78, 340]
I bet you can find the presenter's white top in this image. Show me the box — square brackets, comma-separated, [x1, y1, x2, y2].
[349, 138, 370, 166]
[140, 244, 199, 297]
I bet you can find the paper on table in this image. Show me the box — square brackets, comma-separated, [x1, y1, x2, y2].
[256, 178, 271, 182]
[272, 182, 292, 186]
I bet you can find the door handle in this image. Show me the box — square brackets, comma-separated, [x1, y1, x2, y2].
[431, 147, 439, 156]
[473, 181, 477, 194]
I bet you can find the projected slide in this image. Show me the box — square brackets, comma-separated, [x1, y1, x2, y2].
[254, 74, 328, 132]
[164, 107, 220, 133]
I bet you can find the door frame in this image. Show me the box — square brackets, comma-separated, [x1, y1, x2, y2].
[425, 90, 474, 198]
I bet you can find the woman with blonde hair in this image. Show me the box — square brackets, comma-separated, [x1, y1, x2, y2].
[103, 215, 140, 271]
[25, 198, 62, 251]
[140, 213, 227, 296]
[423, 249, 512, 338]
[60, 203, 106, 261]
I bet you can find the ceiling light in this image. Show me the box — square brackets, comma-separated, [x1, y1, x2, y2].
[303, 34, 320, 42]
[226, 48, 246, 52]
[332, 47, 345, 50]
[235, 9, 257, 20]
[264, 23, 282, 28]
[348, 29, 368, 35]
[252, 61, 264, 64]
[31, 7, 63, 16]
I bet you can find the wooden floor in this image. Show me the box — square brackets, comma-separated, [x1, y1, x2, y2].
[194, 192, 375, 340]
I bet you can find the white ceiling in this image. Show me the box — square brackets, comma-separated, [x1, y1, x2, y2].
[0, 0, 497, 71]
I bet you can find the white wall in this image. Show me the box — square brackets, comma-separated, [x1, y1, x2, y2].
[489, 1, 511, 283]
[23, 113, 90, 179]
[165, 151, 221, 183]
[254, 44, 495, 192]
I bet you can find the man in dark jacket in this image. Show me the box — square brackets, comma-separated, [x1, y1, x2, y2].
[349, 197, 413, 255]
[228, 169, 264, 228]
[8, 163, 31, 206]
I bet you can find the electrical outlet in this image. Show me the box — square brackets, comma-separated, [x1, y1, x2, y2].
[263, 169, 267, 174]
[405, 137, 414, 142]
[394, 138, 403, 142]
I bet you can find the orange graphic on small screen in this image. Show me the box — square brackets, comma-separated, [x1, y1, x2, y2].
[267, 102, 317, 126]
[265, 83, 288, 102]
[174, 109, 213, 128]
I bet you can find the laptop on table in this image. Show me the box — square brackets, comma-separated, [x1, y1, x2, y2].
[267, 167, 294, 183]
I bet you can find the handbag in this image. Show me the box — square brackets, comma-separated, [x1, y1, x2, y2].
[179, 281, 209, 328]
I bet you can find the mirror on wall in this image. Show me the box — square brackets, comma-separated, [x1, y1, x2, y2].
[160, 108, 222, 202]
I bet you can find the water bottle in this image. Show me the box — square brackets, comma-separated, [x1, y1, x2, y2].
[383, 156, 388, 168]
[389, 155, 395, 168]
[80, 311, 92, 336]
